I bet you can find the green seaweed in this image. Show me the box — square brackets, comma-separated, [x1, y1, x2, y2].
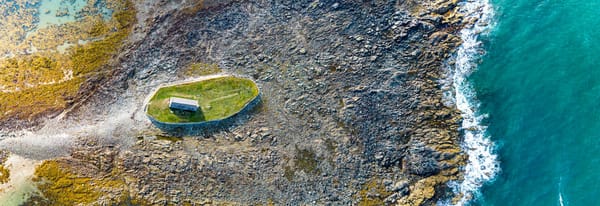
[28, 160, 151, 205]
[31, 161, 103, 205]
[0, 164, 9, 184]
[357, 179, 393, 206]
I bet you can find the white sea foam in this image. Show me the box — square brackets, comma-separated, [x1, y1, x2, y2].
[558, 176, 566, 206]
[559, 192, 565, 206]
[440, 0, 500, 205]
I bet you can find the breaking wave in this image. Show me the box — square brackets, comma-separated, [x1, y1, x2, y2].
[441, 0, 499, 205]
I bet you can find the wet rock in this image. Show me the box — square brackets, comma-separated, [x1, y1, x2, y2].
[407, 144, 441, 176]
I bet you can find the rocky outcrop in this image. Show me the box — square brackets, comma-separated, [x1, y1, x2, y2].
[21, 0, 469, 205]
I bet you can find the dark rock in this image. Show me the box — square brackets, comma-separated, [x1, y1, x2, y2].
[407, 144, 441, 176]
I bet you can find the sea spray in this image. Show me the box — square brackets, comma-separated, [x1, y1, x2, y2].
[441, 0, 499, 205]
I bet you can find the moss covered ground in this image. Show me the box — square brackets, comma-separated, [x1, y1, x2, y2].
[283, 147, 322, 181]
[146, 76, 259, 123]
[357, 179, 393, 206]
[28, 160, 151, 205]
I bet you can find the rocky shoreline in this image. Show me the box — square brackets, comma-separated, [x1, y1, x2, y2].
[2, 0, 470, 205]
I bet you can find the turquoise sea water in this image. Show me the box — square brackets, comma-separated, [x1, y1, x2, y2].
[469, 0, 600, 205]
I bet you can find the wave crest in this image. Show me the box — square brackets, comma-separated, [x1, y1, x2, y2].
[441, 0, 499, 205]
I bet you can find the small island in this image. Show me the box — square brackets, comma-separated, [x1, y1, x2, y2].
[145, 76, 260, 132]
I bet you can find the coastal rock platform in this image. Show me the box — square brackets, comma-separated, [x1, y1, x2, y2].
[1, 0, 471, 205]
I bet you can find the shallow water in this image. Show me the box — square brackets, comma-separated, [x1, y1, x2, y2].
[37, 0, 87, 28]
[471, 0, 600, 205]
[37, 0, 112, 29]
[0, 156, 39, 206]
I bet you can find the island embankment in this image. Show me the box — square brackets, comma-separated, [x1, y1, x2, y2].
[145, 76, 261, 134]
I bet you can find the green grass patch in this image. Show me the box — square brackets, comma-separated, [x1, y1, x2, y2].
[146, 76, 259, 123]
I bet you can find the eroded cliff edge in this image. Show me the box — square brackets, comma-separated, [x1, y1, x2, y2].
[5, 0, 469, 205]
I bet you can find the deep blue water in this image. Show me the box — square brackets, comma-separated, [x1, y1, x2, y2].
[471, 0, 600, 205]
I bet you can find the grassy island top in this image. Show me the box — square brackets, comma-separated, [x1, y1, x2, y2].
[146, 76, 259, 123]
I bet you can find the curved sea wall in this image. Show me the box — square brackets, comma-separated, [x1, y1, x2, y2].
[145, 93, 261, 135]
